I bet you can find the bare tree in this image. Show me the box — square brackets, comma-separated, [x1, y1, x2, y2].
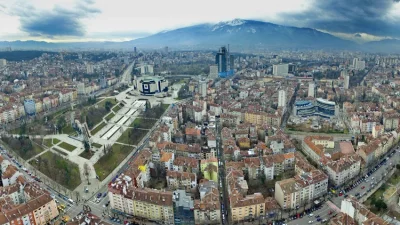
[84, 163, 91, 185]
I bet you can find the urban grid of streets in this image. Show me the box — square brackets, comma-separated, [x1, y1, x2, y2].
[0, 53, 399, 225]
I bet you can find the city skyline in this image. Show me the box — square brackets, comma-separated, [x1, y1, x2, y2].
[0, 0, 399, 43]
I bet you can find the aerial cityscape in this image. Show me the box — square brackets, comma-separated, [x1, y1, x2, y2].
[0, 0, 400, 225]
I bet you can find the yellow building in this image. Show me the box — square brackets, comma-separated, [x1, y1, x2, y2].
[230, 192, 265, 222]
[200, 158, 218, 182]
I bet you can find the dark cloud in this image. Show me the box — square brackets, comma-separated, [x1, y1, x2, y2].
[279, 0, 400, 37]
[12, 1, 100, 37]
[354, 33, 362, 38]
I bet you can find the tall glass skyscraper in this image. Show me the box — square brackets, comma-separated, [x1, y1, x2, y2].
[215, 46, 234, 78]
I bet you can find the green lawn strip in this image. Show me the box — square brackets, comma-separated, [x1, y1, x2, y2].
[161, 103, 170, 111]
[92, 143, 102, 148]
[112, 104, 122, 113]
[29, 151, 81, 190]
[105, 112, 115, 121]
[53, 138, 61, 144]
[91, 122, 107, 135]
[116, 128, 148, 145]
[94, 144, 133, 181]
[43, 139, 53, 147]
[53, 147, 68, 156]
[129, 118, 156, 129]
[58, 142, 77, 152]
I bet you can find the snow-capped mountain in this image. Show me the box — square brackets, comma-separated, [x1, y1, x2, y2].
[130, 19, 354, 50]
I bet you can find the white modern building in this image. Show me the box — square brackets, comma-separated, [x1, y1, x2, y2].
[344, 72, 350, 89]
[209, 65, 218, 79]
[308, 82, 315, 97]
[353, 58, 366, 70]
[135, 76, 168, 95]
[278, 90, 286, 108]
[86, 64, 94, 74]
[0, 59, 6, 67]
[199, 79, 207, 98]
[139, 65, 154, 75]
[77, 82, 85, 95]
[273, 64, 289, 76]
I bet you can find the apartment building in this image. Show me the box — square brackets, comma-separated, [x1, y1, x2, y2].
[302, 136, 334, 163]
[166, 170, 197, 191]
[0, 184, 59, 225]
[172, 156, 199, 174]
[200, 158, 218, 182]
[275, 169, 328, 209]
[194, 181, 221, 225]
[1, 165, 22, 186]
[124, 149, 152, 188]
[325, 155, 361, 187]
[108, 180, 174, 224]
[230, 192, 265, 222]
[341, 197, 391, 225]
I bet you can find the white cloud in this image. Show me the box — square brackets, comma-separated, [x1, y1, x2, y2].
[0, 0, 311, 41]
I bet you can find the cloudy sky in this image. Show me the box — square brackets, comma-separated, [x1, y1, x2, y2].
[0, 0, 399, 43]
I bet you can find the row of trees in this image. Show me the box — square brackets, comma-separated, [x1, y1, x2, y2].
[1, 136, 36, 160]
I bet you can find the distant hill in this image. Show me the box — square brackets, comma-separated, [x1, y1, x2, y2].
[129, 19, 355, 50]
[363, 39, 400, 53]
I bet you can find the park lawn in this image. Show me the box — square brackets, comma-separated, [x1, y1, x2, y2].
[112, 104, 122, 113]
[53, 138, 61, 144]
[96, 98, 117, 108]
[58, 142, 76, 152]
[91, 122, 106, 135]
[44, 139, 53, 147]
[130, 118, 155, 129]
[116, 128, 148, 145]
[53, 147, 68, 156]
[29, 151, 81, 190]
[79, 150, 94, 160]
[105, 112, 115, 121]
[92, 143, 102, 148]
[62, 125, 75, 134]
[94, 144, 133, 181]
[32, 143, 45, 157]
[388, 170, 400, 185]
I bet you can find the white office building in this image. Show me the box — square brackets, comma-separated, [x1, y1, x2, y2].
[353, 58, 366, 70]
[86, 64, 94, 74]
[199, 79, 207, 98]
[308, 82, 315, 97]
[140, 65, 154, 75]
[273, 64, 289, 76]
[344, 73, 350, 89]
[209, 65, 218, 79]
[278, 90, 286, 108]
[0, 59, 6, 67]
[77, 82, 85, 95]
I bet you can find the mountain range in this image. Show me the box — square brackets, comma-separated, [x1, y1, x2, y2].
[0, 19, 399, 52]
